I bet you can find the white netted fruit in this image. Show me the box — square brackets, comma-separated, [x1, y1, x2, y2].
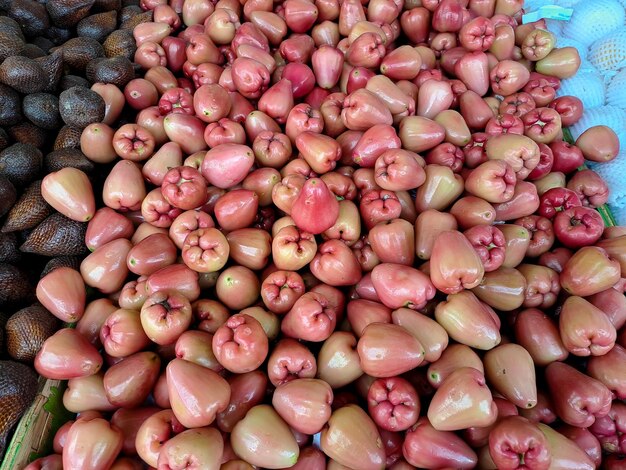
[544, 19, 564, 37]
[557, 71, 606, 110]
[589, 30, 626, 74]
[562, 0, 625, 47]
[607, 68, 626, 109]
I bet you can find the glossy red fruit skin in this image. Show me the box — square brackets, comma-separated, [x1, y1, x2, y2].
[488, 416, 551, 470]
[281, 291, 338, 343]
[464, 225, 506, 272]
[546, 361, 612, 428]
[549, 140, 584, 174]
[402, 417, 478, 469]
[126, 233, 177, 277]
[538, 187, 582, 220]
[272, 377, 333, 436]
[193, 83, 231, 123]
[371, 263, 436, 310]
[166, 358, 231, 429]
[459, 16, 495, 51]
[62, 417, 123, 470]
[213, 314, 269, 373]
[35, 327, 103, 381]
[548, 96, 583, 127]
[113, 124, 156, 162]
[202, 143, 255, 189]
[309, 239, 362, 286]
[367, 377, 419, 432]
[214, 189, 259, 231]
[85, 208, 134, 253]
[36, 267, 86, 323]
[282, 63, 316, 99]
[160, 166, 208, 211]
[353, 125, 402, 169]
[430, 230, 485, 294]
[567, 169, 610, 209]
[159, 87, 194, 116]
[553, 206, 604, 249]
[291, 178, 340, 235]
[103, 352, 161, 408]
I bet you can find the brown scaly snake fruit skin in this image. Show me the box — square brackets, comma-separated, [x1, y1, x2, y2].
[0, 361, 38, 459]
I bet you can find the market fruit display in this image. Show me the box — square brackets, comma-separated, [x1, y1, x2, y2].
[0, 0, 145, 459]
[2, 0, 626, 468]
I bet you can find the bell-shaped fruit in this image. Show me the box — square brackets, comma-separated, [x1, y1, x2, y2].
[63, 417, 122, 470]
[317, 332, 363, 389]
[427, 344, 484, 389]
[272, 378, 333, 435]
[484, 343, 537, 409]
[560, 246, 621, 297]
[427, 367, 497, 431]
[415, 209, 458, 260]
[455, 51, 490, 96]
[63, 373, 116, 413]
[535, 47, 581, 79]
[231, 405, 300, 469]
[291, 178, 339, 234]
[538, 424, 595, 470]
[435, 290, 501, 350]
[576, 125, 620, 163]
[85, 207, 134, 252]
[587, 344, 626, 400]
[514, 308, 568, 366]
[36, 267, 86, 323]
[370, 263, 436, 310]
[357, 322, 425, 377]
[414, 164, 464, 212]
[103, 351, 161, 408]
[403, 417, 477, 469]
[81, 239, 132, 294]
[392, 307, 449, 363]
[157, 427, 223, 470]
[42, 168, 95, 222]
[559, 295, 616, 357]
[320, 404, 386, 470]
[217, 371, 268, 433]
[472, 267, 527, 311]
[35, 328, 103, 380]
[488, 416, 551, 470]
[166, 358, 231, 428]
[546, 361, 612, 428]
[430, 230, 484, 294]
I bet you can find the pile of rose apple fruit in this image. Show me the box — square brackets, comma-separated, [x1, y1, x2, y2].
[27, 0, 626, 468]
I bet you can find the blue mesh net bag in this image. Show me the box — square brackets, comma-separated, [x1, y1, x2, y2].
[557, 71, 606, 109]
[562, 0, 625, 47]
[607, 68, 626, 109]
[554, 36, 588, 61]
